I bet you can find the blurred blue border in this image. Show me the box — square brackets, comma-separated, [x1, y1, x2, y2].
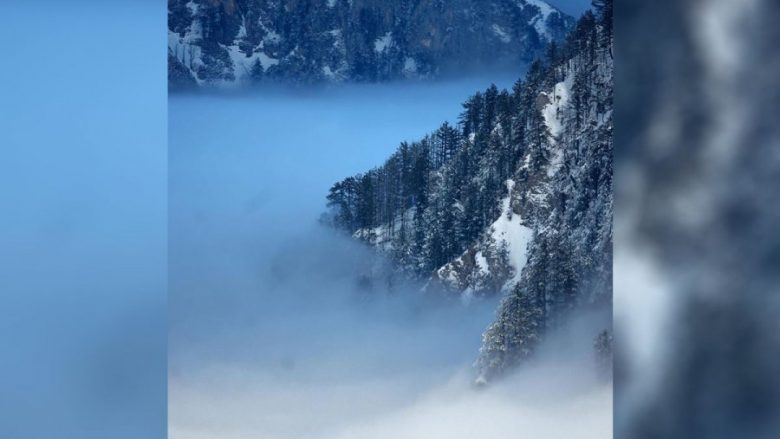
[0, 1, 167, 438]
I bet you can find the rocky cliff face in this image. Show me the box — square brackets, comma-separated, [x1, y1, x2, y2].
[168, 0, 573, 88]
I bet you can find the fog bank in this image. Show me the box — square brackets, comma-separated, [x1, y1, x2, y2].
[169, 80, 611, 438]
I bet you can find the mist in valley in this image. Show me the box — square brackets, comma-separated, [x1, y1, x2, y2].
[169, 80, 611, 439]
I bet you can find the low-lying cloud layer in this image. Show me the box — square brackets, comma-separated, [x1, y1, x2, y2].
[169, 83, 611, 439]
[170, 239, 612, 439]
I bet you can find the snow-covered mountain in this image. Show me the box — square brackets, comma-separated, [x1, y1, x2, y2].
[325, 4, 613, 381]
[168, 0, 573, 88]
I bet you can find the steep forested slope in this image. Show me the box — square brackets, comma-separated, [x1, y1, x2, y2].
[168, 0, 573, 87]
[325, 3, 613, 381]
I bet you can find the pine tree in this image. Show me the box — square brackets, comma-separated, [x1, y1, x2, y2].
[478, 283, 543, 378]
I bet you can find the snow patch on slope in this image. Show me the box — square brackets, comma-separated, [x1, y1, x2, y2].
[524, 0, 558, 41]
[225, 44, 279, 83]
[323, 65, 336, 79]
[542, 72, 573, 177]
[475, 252, 490, 276]
[236, 24, 248, 39]
[353, 209, 416, 252]
[169, 24, 204, 85]
[490, 180, 533, 287]
[492, 24, 512, 43]
[542, 73, 572, 138]
[185, 0, 199, 15]
[403, 57, 418, 75]
[434, 179, 532, 297]
[375, 32, 393, 53]
[354, 224, 395, 251]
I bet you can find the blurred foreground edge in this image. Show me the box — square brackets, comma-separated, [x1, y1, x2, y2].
[614, 0, 780, 438]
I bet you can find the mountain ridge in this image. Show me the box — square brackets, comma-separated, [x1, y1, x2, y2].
[325, 2, 613, 380]
[168, 0, 574, 88]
